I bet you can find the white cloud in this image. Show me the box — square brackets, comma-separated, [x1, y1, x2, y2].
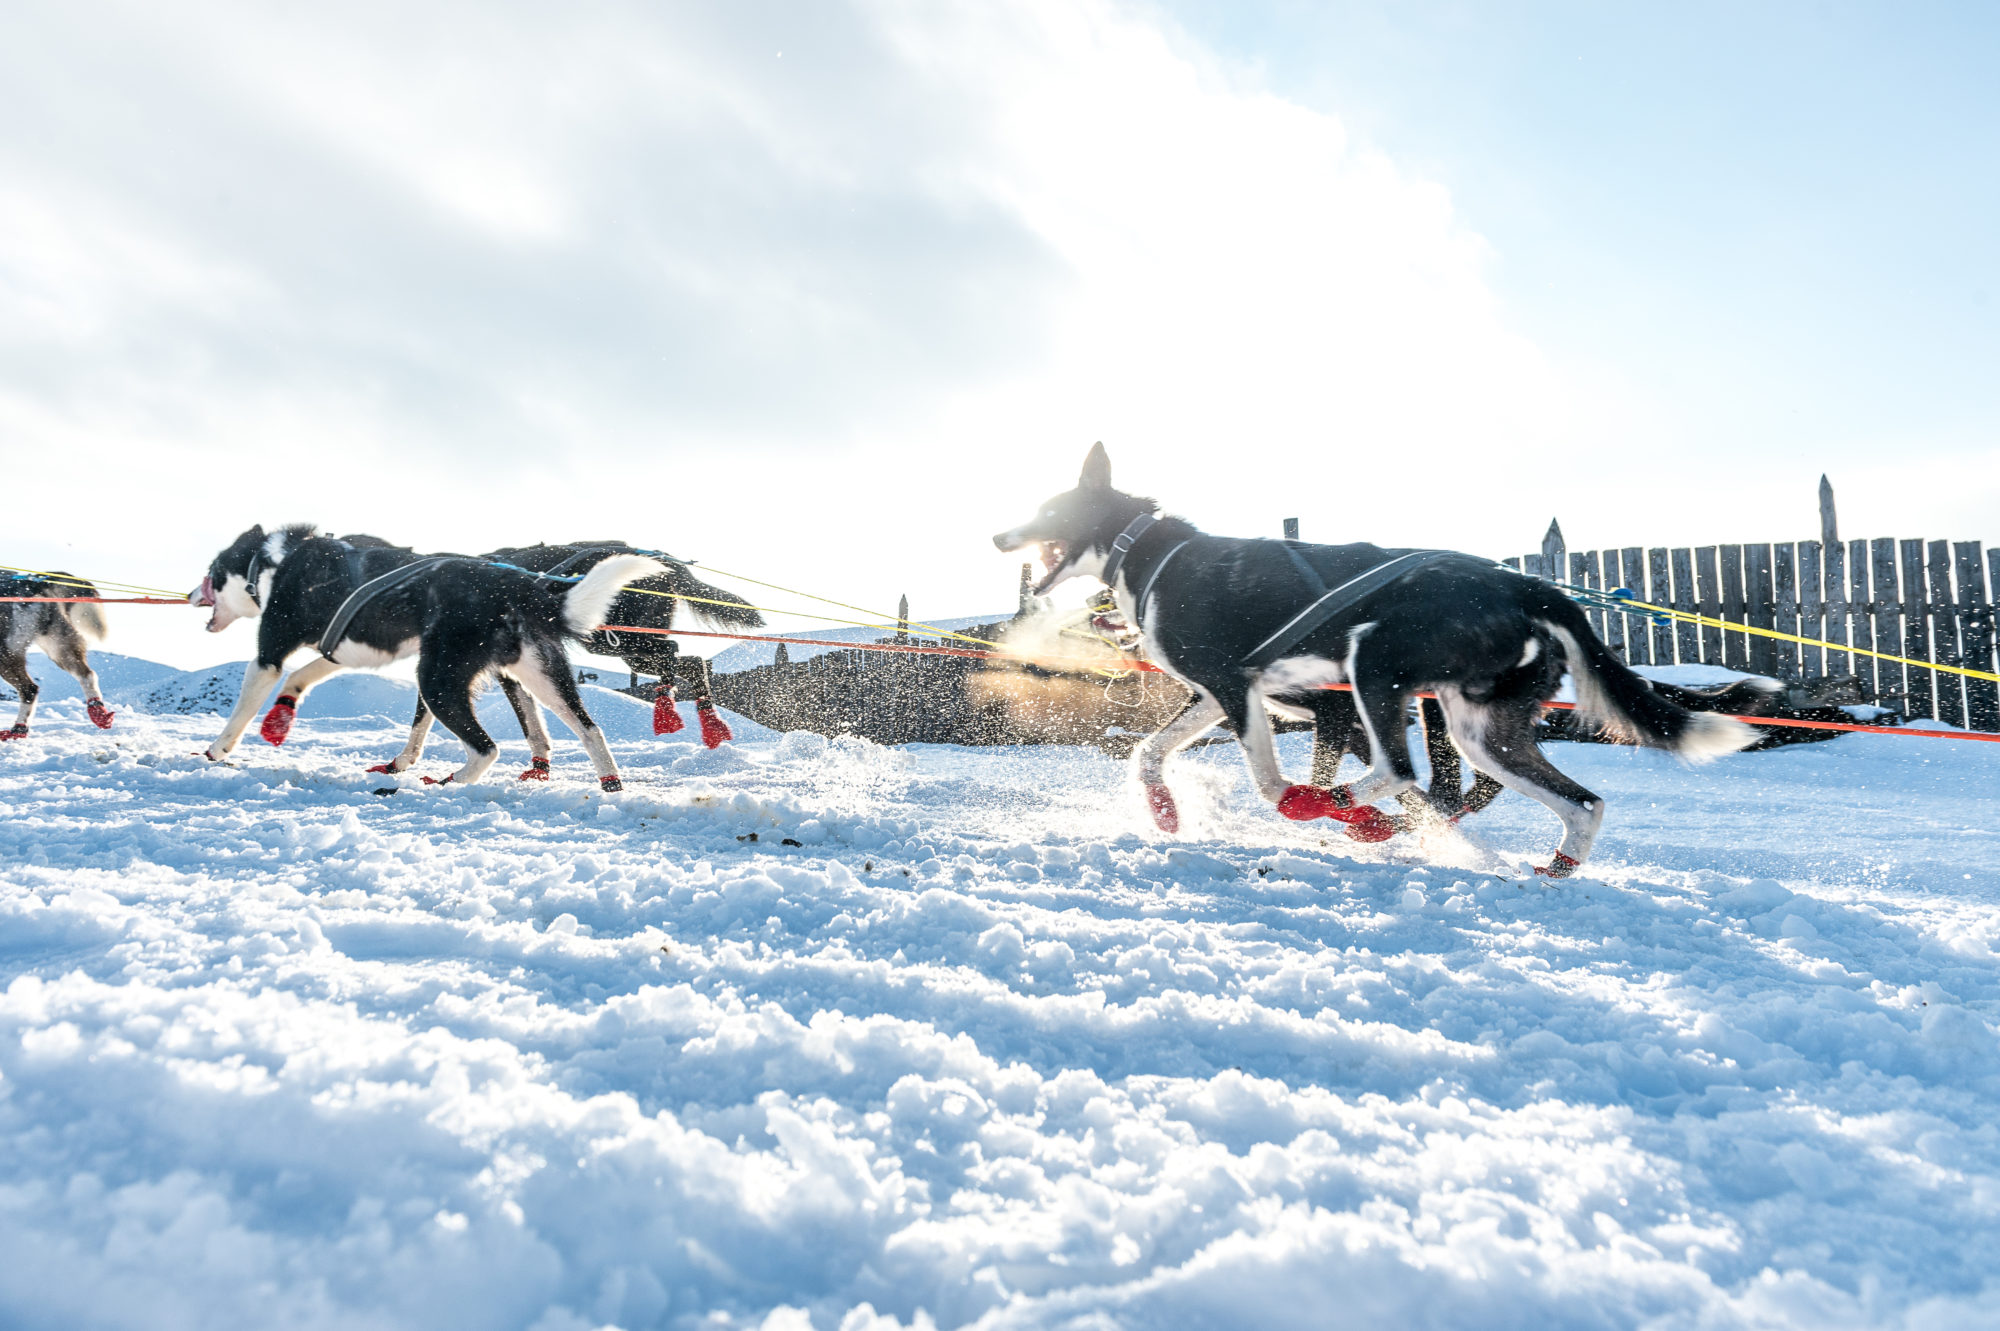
[1, 0, 1583, 667]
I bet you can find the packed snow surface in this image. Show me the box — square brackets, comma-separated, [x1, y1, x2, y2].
[4, 653, 2000, 1329]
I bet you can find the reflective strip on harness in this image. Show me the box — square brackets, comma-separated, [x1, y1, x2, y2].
[1241, 549, 1456, 671]
[317, 558, 448, 658]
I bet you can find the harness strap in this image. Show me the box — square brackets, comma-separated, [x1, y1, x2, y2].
[1097, 513, 1158, 593]
[1241, 549, 1457, 671]
[1133, 540, 1190, 623]
[317, 557, 449, 659]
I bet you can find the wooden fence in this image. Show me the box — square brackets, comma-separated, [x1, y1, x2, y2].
[1504, 520, 2000, 732]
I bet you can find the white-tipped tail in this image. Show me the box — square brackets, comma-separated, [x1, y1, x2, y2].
[562, 554, 668, 637]
[1545, 622, 1756, 763]
[1677, 709, 1760, 762]
[70, 602, 109, 642]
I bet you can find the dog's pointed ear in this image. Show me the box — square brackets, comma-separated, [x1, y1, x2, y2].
[249, 523, 265, 540]
[1079, 441, 1111, 490]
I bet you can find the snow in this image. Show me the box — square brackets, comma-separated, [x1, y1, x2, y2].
[4, 652, 2000, 1329]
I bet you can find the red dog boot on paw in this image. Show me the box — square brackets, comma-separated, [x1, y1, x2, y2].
[87, 699, 115, 730]
[1146, 783, 1180, 833]
[653, 683, 684, 735]
[260, 695, 299, 745]
[519, 757, 551, 781]
[696, 701, 732, 749]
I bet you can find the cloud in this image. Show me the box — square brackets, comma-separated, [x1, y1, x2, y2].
[1, 0, 1573, 667]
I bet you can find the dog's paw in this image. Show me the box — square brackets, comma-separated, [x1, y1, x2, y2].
[259, 696, 298, 746]
[86, 699, 115, 730]
[1145, 783, 1179, 833]
[599, 775, 624, 793]
[696, 703, 731, 749]
[0, 725, 27, 742]
[1534, 852, 1582, 879]
[519, 757, 552, 781]
[1343, 807, 1398, 843]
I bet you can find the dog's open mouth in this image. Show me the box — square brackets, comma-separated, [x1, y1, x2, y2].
[1031, 540, 1069, 595]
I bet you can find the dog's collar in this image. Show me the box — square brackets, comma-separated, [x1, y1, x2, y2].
[1098, 513, 1158, 593]
[243, 550, 263, 607]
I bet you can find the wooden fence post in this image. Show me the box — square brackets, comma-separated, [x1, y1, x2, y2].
[1773, 543, 1802, 679]
[1960, 542, 1997, 731]
[1798, 540, 1825, 679]
[1927, 540, 1965, 727]
[1744, 543, 1777, 676]
[1542, 520, 1566, 583]
[1823, 539, 1849, 676]
[1619, 547, 1648, 665]
[1720, 545, 1748, 670]
[1283, 517, 1299, 540]
[1695, 547, 1723, 664]
[1647, 547, 1675, 664]
[1819, 475, 1838, 551]
[1671, 547, 1698, 664]
[1872, 539, 1903, 711]
[1899, 539, 1933, 719]
[1849, 539, 1874, 698]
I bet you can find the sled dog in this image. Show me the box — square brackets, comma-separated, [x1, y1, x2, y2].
[993, 444, 1755, 876]
[1, 572, 114, 740]
[193, 525, 663, 789]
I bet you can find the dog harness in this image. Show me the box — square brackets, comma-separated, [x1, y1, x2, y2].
[1240, 548, 1458, 671]
[316, 557, 450, 659]
[1099, 513, 1192, 623]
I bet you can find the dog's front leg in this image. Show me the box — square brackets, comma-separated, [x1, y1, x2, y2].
[208, 661, 283, 760]
[1132, 691, 1224, 833]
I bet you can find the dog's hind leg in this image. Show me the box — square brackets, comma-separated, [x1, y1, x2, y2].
[1131, 690, 1225, 832]
[0, 643, 37, 739]
[260, 654, 346, 745]
[507, 644, 625, 791]
[417, 655, 501, 787]
[38, 619, 112, 730]
[1436, 688, 1602, 877]
[208, 661, 285, 760]
[371, 698, 437, 774]
[498, 676, 555, 780]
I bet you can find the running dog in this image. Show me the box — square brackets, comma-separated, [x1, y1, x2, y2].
[993, 444, 1755, 876]
[192, 524, 664, 788]
[1, 572, 114, 739]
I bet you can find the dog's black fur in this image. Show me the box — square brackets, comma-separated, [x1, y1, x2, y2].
[995, 444, 1754, 875]
[1, 573, 113, 739]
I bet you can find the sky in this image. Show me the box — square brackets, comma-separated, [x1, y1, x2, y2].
[3, 0, 1995, 670]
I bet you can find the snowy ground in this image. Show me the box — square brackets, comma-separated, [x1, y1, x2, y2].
[4, 655, 2000, 1330]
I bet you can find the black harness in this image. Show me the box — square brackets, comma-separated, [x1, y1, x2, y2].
[316, 557, 449, 659]
[1104, 514, 1455, 670]
[1240, 547, 1457, 670]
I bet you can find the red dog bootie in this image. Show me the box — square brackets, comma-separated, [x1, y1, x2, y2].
[519, 757, 551, 781]
[0, 725, 27, 741]
[600, 775, 624, 793]
[365, 762, 398, 774]
[260, 695, 299, 745]
[420, 774, 453, 786]
[1277, 783, 1399, 844]
[696, 701, 731, 749]
[1146, 783, 1180, 833]
[1536, 852, 1582, 879]
[86, 699, 115, 730]
[653, 683, 684, 735]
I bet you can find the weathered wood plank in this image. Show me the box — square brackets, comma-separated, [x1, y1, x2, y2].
[1773, 542, 1801, 679]
[1849, 539, 1874, 698]
[1695, 546, 1723, 664]
[1960, 542, 1998, 732]
[1822, 538, 1849, 676]
[1620, 546, 1649, 665]
[1928, 540, 1965, 727]
[1648, 547, 1675, 664]
[1798, 540, 1825, 679]
[1671, 547, 1699, 665]
[1578, 550, 1605, 640]
[1900, 538, 1933, 721]
[1503, 556, 1522, 572]
[1542, 521, 1566, 585]
[1720, 544, 1748, 670]
[1744, 542, 1778, 677]
[1872, 538, 1904, 713]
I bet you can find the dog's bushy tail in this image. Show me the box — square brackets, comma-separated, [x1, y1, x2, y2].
[1527, 582, 1754, 761]
[563, 555, 669, 639]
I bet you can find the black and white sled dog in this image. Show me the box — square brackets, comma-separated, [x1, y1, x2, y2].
[994, 444, 1756, 877]
[370, 541, 764, 776]
[1, 573, 115, 739]
[192, 525, 663, 789]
